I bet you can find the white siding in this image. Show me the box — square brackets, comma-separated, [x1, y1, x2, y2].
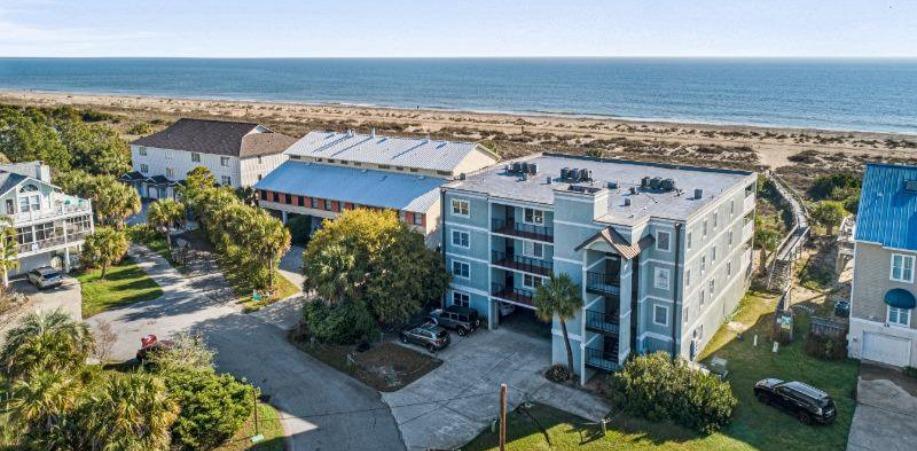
[240, 154, 288, 187]
[131, 145, 242, 188]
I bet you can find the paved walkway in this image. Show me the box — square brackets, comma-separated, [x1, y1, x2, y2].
[87, 245, 404, 451]
[383, 328, 611, 450]
[848, 364, 917, 451]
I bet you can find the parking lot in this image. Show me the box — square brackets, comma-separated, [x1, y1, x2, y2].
[384, 327, 610, 450]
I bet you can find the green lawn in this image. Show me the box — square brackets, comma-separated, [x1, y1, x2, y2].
[466, 291, 860, 451]
[78, 257, 163, 317]
[216, 402, 285, 451]
[238, 272, 300, 313]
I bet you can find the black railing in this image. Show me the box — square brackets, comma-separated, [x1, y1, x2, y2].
[491, 218, 553, 242]
[491, 250, 553, 276]
[585, 271, 620, 295]
[585, 347, 619, 372]
[490, 283, 534, 306]
[585, 309, 619, 335]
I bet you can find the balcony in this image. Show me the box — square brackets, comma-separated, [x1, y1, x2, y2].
[491, 283, 534, 307]
[743, 219, 754, 243]
[491, 250, 553, 276]
[585, 309, 619, 335]
[744, 193, 755, 214]
[585, 346, 619, 372]
[17, 229, 91, 256]
[10, 197, 93, 226]
[585, 271, 620, 296]
[491, 218, 553, 243]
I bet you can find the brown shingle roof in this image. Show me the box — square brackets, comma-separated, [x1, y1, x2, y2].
[574, 227, 655, 259]
[132, 118, 295, 158]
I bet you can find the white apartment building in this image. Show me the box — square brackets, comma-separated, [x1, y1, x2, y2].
[0, 162, 94, 283]
[124, 118, 296, 199]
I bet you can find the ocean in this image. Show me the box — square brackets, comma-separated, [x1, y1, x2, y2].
[1, 58, 916, 134]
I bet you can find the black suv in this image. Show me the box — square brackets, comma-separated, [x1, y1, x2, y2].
[754, 378, 837, 424]
[429, 306, 481, 336]
[399, 324, 450, 353]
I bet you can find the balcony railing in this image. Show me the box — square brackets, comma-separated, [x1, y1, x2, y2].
[585, 309, 620, 335]
[585, 271, 620, 296]
[744, 193, 755, 214]
[491, 218, 553, 243]
[491, 250, 553, 276]
[491, 283, 534, 306]
[17, 230, 91, 255]
[10, 198, 92, 225]
[585, 346, 619, 372]
[743, 220, 754, 243]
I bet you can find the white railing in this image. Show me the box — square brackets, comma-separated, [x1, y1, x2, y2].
[743, 193, 755, 214]
[10, 197, 92, 225]
[17, 229, 91, 255]
[743, 220, 754, 242]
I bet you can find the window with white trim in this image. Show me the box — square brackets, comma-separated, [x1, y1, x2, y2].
[727, 261, 732, 277]
[191, 152, 201, 163]
[685, 269, 692, 287]
[452, 260, 470, 279]
[523, 241, 544, 259]
[711, 246, 717, 262]
[687, 232, 693, 250]
[523, 273, 543, 289]
[700, 256, 707, 275]
[166, 167, 174, 178]
[220, 156, 230, 167]
[140, 164, 149, 173]
[728, 230, 734, 245]
[451, 230, 470, 248]
[713, 212, 719, 229]
[888, 306, 911, 327]
[702, 220, 708, 238]
[890, 254, 915, 283]
[451, 199, 470, 217]
[452, 291, 470, 307]
[656, 230, 671, 252]
[138, 146, 147, 156]
[730, 200, 735, 217]
[221, 176, 231, 186]
[683, 306, 690, 324]
[699, 287, 706, 307]
[654, 267, 671, 290]
[653, 304, 669, 327]
[523, 208, 544, 225]
[708, 279, 716, 296]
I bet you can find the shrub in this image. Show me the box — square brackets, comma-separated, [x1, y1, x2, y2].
[302, 299, 377, 345]
[610, 352, 737, 434]
[165, 369, 256, 450]
[803, 333, 847, 360]
[128, 122, 153, 135]
[145, 333, 215, 374]
[545, 364, 572, 383]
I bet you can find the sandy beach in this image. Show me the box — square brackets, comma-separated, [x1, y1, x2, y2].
[2, 90, 916, 175]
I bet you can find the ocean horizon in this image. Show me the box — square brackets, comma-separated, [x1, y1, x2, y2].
[1, 57, 916, 134]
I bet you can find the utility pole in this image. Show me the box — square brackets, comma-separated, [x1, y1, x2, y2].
[499, 383, 508, 451]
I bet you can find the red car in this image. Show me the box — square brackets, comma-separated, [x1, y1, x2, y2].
[136, 334, 174, 362]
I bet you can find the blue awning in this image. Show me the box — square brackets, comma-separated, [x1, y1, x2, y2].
[884, 288, 916, 309]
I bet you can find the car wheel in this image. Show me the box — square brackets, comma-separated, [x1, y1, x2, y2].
[797, 411, 812, 425]
[457, 327, 467, 337]
[427, 344, 436, 353]
[755, 393, 769, 404]
[400, 335, 408, 344]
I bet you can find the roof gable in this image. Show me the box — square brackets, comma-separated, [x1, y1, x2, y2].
[132, 118, 295, 158]
[854, 163, 917, 250]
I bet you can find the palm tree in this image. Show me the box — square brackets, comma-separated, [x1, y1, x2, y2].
[8, 370, 82, 445]
[0, 216, 19, 291]
[305, 243, 361, 304]
[1, 309, 94, 380]
[81, 372, 179, 450]
[247, 210, 291, 289]
[533, 274, 583, 378]
[147, 199, 185, 249]
[82, 226, 129, 279]
[755, 225, 781, 272]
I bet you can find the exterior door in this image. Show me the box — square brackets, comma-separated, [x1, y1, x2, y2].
[148, 185, 159, 199]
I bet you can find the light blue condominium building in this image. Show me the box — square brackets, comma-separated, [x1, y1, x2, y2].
[441, 153, 757, 384]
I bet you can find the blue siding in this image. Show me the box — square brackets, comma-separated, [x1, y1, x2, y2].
[855, 163, 917, 251]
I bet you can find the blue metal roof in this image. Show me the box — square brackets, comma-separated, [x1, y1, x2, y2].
[254, 161, 444, 212]
[854, 163, 917, 250]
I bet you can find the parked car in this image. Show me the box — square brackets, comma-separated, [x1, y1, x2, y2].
[429, 305, 481, 336]
[136, 334, 174, 362]
[754, 378, 837, 424]
[28, 266, 63, 289]
[834, 300, 850, 318]
[399, 324, 450, 353]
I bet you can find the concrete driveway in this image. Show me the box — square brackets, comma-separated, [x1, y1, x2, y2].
[87, 245, 404, 451]
[848, 364, 917, 451]
[382, 327, 611, 450]
[1, 277, 82, 343]
[279, 245, 305, 290]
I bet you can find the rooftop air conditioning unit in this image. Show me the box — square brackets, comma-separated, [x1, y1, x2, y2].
[694, 188, 704, 199]
[660, 178, 676, 192]
[561, 167, 571, 180]
[641, 176, 651, 188]
[512, 162, 523, 173]
[607, 181, 618, 190]
[528, 163, 538, 175]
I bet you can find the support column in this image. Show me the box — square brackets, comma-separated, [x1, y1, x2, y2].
[64, 247, 71, 273]
[281, 210, 288, 224]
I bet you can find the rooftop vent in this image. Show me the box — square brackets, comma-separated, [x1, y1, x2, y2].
[624, 198, 631, 207]
[694, 188, 704, 199]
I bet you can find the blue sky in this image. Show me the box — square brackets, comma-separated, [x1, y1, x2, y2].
[1, 0, 915, 57]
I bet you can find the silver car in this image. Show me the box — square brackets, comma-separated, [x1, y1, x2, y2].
[28, 266, 63, 289]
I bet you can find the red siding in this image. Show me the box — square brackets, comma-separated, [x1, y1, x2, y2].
[344, 202, 354, 210]
[331, 201, 340, 212]
[405, 212, 414, 225]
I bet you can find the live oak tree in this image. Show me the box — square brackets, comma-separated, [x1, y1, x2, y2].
[57, 121, 131, 175]
[82, 227, 129, 279]
[534, 274, 583, 379]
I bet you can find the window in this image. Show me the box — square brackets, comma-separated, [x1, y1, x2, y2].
[700, 256, 707, 274]
[166, 167, 174, 178]
[523, 241, 544, 258]
[453, 291, 470, 307]
[451, 230, 470, 248]
[687, 232, 692, 250]
[323, 199, 332, 211]
[191, 152, 201, 162]
[888, 306, 911, 327]
[685, 269, 692, 287]
[708, 279, 716, 295]
[699, 288, 706, 307]
[684, 306, 690, 324]
[138, 147, 147, 156]
[702, 220, 708, 238]
[696, 325, 705, 341]
[257, 156, 263, 164]
[711, 246, 717, 262]
[730, 200, 735, 217]
[728, 230, 734, 245]
[656, 231, 671, 252]
[221, 176, 231, 186]
[451, 199, 470, 217]
[413, 213, 423, 225]
[654, 267, 671, 290]
[727, 261, 733, 277]
[257, 174, 263, 181]
[523, 274, 543, 289]
[523, 208, 544, 225]
[220, 156, 230, 167]
[140, 164, 149, 173]
[452, 260, 470, 279]
[890, 254, 915, 283]
[653, 305, 669, 327]
[713, 212, 719, 229]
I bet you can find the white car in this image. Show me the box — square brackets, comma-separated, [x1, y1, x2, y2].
[28, 266, 64, 289]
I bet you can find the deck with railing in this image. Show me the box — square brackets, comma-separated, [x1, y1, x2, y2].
[17, 229, 91, 255]
[491, 283, 534, 306]
[491, 250, 553, 276]
[491, 218, 553, 243]
[585, 309, 620, 335]
[10, 196, 92, 225]
[585, 346, 619, 372]
[585, 271, 620, 296]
